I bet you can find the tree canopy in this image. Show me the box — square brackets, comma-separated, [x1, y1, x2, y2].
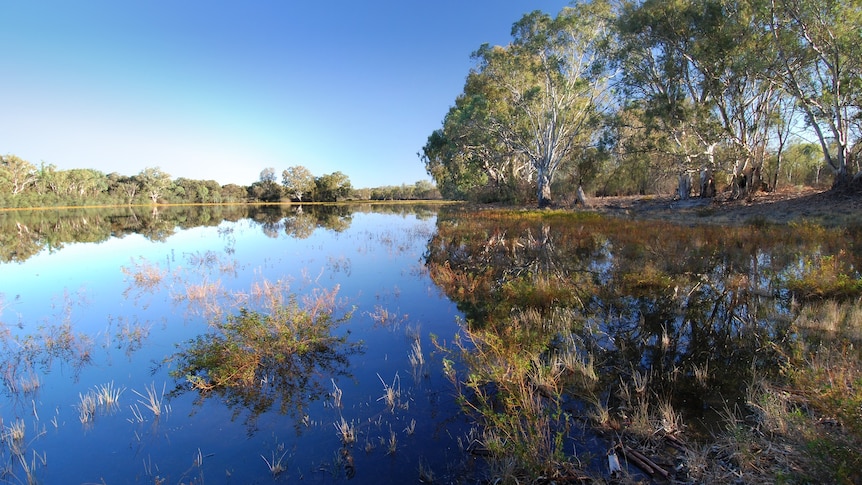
[423, 0, 862, 206]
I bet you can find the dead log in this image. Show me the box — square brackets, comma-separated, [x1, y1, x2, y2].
[618, 444, 670, 479]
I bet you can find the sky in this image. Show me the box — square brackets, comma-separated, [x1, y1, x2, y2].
[0, 1, 570, 188]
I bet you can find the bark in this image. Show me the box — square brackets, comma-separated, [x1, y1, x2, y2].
[678, 172, 692, 200]
[538, 169, 552, 208]
[576, 185, 589, 207]
[699, 168, 715, 198]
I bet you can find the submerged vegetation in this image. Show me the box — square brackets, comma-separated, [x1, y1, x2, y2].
[427, 206, 862, 483]
[168, 283, 360, 425]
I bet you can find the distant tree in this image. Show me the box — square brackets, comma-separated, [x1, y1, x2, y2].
[250, 167, 282, 202]
[65, 168, 108, 197]
[116, 181, 139, 205]
[314, 172, 352, 202]
[0, 154, 37, 195]
[221, 184, 247, 203]
[35, 162, 59, 195]
[137, 167, 173, 204]
[260, 167, 277, 183]
[282, 166, 316, 201]
[412, 180, 441, 199]
[172, 177, 219, 203]
[202, 180, 222, 203]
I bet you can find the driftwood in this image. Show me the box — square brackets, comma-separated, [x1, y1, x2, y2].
[617, 444, 670, 479]
[664, 433, 689, 452]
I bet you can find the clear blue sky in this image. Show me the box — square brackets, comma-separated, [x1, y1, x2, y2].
[0, 1, 569, 188]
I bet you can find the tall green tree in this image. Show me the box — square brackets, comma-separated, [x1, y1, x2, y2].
[423, 2, 614, 205]
[768, 0, 862, 186]
[476, 1, 615, 206]
[617, 0, 797, 199]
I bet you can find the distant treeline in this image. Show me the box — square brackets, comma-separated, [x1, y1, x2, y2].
[0, 203, 443, 263]
[0, 157, 441, 208]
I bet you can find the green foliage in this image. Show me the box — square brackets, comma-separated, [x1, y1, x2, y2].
[425, 0, 860, 202]
[424, 1, 613, 206]
[169, 287, 359, 425]
[313, 171, 352, 202]
[428, 208, 862, 481]
[784, 253, 862, 300]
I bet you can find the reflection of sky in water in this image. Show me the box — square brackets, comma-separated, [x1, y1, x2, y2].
[0, 210, 464, 484]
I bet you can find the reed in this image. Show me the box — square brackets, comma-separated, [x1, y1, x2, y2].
[656, 399, 682, 434]
[77, 391, 97, 424]
[692, 361, 710, 388]
[377, 372, 401, 413]
[128, 404, 145, 423]
[330, 379, 343, 410]
[3, 419, 26, 456]
[17, 371, 41, 395]
[261, 449, 289, 477]
[15, 449, 46, 485]
[132, 382, 166, 418]
[386, 428, 397, 455]
[334, 417, 356, 445]
[95, 381, 125, 412]
[408, 338, 425, 381]
[121, 258, 166, 292]
[417, 458, 436, 483]
[408, 338, 424, 367]
[404, 418, 416, 436]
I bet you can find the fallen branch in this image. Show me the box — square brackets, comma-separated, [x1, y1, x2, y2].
[618, 444, 670, 479]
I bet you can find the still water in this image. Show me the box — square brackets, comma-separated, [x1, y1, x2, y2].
[0, 204, 466, 483]
[1, 204, 860, 483]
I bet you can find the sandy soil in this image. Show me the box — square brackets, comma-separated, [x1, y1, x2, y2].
[584, 185, 862, 227]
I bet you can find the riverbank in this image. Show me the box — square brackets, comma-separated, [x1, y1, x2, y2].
[585, 185, 862, 227]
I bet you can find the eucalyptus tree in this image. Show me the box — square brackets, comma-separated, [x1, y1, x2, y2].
[313, 171, 352, 202]
[0, 154, 37, 195]
[421, 70, 530, 201]
[249, 167, 282, 202]
[282, 165, 315, 201]
[137, 167, 173, 204]
[617, 0, 787, 199]
[767, 0, 862, 187]
[64, 168, 109, 198]
[475, 1, 615, 207]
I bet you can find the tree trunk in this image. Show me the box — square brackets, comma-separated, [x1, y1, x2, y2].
[576, 185, 589, 207]
[537, 170, 552, 208]
[677, 172, 692, 200]
[699, 168, 715, 198]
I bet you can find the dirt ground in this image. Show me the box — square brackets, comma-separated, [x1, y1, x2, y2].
[584, 185, 862, 227]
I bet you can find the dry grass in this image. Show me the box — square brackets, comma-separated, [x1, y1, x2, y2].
[261, 447, 289, 477]
[334, 417, 356, 445]
[77, 391, 97, 424]
[132, 382, 166, 418]
[377, 373, 401, 413]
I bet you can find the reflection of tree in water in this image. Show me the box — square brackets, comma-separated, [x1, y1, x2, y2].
[0, 203, 441, 262]
[0, 205, 254, 263]
[0, 292, 97, 402]
[426, 208, 862, 424]
[167, 285, 361, 430]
